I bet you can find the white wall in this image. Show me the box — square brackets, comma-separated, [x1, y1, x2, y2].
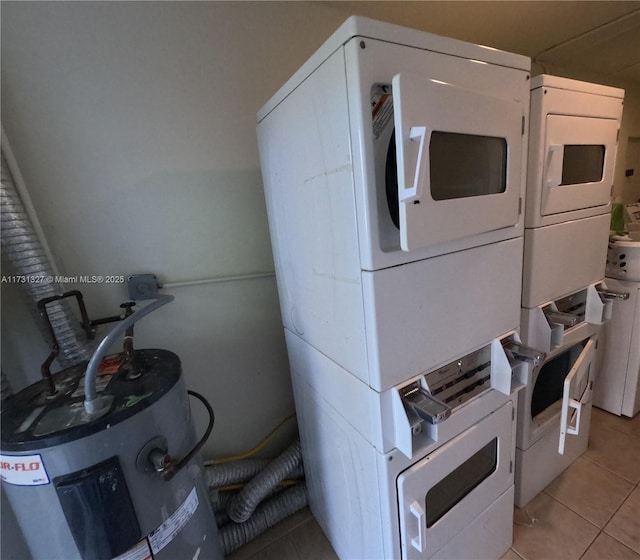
[1, 1, 351, 458]
[2, 2, 639, 464]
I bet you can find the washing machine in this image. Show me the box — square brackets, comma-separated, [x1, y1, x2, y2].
[258, 16, 532, 559]
[515, 283, 613, 506]
[288, 329, 535, 559]
[594, 220, 640, 417]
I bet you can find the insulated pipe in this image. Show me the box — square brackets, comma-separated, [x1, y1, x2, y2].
[219, 483, 308, 555]
[0, 152, 92, 367]
[83, 294, 174, 416]
[227, 440, 302, 523]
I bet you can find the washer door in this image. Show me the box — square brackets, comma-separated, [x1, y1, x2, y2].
[527, 337, 595, 451]
[559, 337, 595, 454]
[397, 401, 513, 559]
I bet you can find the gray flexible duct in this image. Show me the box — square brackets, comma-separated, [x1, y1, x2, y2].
[206, 459, 304, 489]
[0, 153, 92, 367]
[214, 482, 303, 525]
[227, 440, 302, 523]
[219, 483, 308, 555]
[206, 459, 272, 489]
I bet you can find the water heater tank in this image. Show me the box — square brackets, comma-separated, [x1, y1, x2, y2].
[1, 348, 223, 560]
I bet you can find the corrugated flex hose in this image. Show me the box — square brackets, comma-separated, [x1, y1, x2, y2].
[0, 152, 92, 367]
[206, 459, 272, 489]
[206, 459, 304, 489]
[219, 483, 308, 555]
[209, 418, 306, 553]
[214, 484, 288, 527]
[226, 439, 302, 523]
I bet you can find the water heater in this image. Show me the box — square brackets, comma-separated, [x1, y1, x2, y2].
[1, 290, 223, 560]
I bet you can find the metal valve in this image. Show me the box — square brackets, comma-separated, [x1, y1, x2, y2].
[148, 448, 176, 479]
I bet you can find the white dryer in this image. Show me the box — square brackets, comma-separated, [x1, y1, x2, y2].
[522, 75, 624, 308]
[258, 16, 530, 393]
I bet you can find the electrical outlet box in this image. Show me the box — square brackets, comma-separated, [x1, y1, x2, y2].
[127, 274, 161, 301]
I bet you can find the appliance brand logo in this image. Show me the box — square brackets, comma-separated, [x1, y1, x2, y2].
[0, 453, 50, 486]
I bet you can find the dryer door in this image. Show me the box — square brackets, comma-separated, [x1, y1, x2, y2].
[541, 115, 618, 217]
[392, 72, 523, 252]
[558, 337, 595, 454]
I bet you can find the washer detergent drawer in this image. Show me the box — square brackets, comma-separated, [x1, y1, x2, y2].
[392, 72, 523, 251]
[397, 401, 513, 560]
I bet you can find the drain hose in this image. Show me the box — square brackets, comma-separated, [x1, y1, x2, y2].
[226, 440, 302, 523]
[219, 483, 308, 555]
[206, 459, 304, 489]
[214, 485, 286, 526]
[0, 152, 92, 367]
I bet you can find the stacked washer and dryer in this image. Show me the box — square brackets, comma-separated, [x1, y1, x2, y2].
[515, 76, 626, 507]
[258, 17, 538, 560]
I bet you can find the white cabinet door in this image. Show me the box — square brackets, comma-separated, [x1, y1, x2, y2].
[392, 73, 523, 251]
[559, 338, 595, 454]
[542, 115, 618, 216]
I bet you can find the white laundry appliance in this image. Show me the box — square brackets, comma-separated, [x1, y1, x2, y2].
[522, 75, 624, 309]
[593, 206, 640, 417]
[258, 16, 533, 559]
[516, 284, 612, 506]
[515, 75, 625, 507]
[594, 275, 640, 417]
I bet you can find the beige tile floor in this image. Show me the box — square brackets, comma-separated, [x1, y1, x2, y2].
[228, 407, 640, 560]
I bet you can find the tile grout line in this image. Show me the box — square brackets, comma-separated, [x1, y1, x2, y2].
[539, 480, 639, 559]
[581, 452, 640, 486]
[600, 485, 640, 555]
[539, 435, 639, 559]
[591, 412, 640, 441]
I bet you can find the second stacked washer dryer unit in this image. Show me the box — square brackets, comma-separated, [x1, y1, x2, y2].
[516, 75, 625, 507]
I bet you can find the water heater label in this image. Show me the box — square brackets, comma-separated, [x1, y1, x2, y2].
[0, 453, 50, 486]
[148, 486, 199, 554]
[113, 538, 152, 560]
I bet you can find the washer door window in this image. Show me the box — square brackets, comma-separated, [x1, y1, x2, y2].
[390, 73, 523, 251]
[397, 401, 512, 559]
[541, 115, 617, 216]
